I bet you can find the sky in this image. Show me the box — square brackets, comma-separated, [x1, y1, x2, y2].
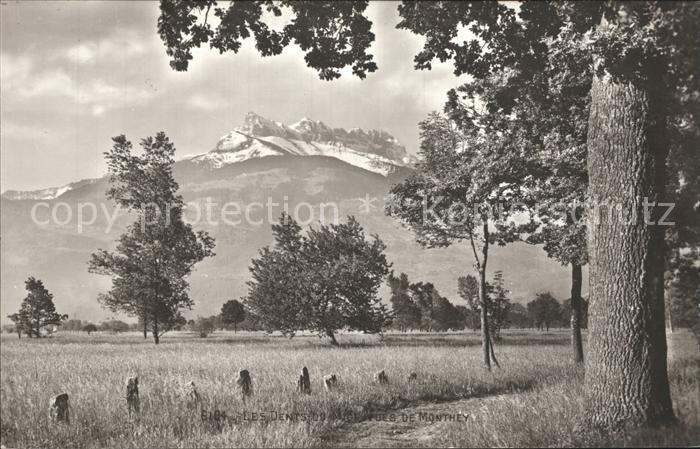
[1, 1, 470, 192]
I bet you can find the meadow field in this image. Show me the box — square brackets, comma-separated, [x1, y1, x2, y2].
[1, 330, 698, 448]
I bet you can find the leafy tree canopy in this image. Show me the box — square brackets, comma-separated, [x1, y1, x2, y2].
[245, 214, 391, 344]
[158, 0, 377, 80]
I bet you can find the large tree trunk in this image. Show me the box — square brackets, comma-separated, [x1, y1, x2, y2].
[571, 263, 584, 364]
[584, 50, 674, 428]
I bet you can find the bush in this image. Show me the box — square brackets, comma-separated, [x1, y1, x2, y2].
[191, 316, 215, 338]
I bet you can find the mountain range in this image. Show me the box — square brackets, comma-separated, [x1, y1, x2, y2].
[0, 112, 581, 323]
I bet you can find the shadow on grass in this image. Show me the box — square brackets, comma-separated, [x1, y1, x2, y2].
[207, 333, 573, 349]
[362, 378, 538, 414]
[332, 334, 572, 349]
[319, 378, 540, 447]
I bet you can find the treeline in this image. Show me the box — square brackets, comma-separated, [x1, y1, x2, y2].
[184, 299, 259, 337]
[48, 313, 260, 336]
[387, 272, 465, 332]
[389, 271, 589, 335]
[3, 295, 261, 337]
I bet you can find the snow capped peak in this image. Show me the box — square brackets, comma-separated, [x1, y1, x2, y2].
[289, 117, 334, 142]
[190, 113, 417, 176]
[237, 111, 296, 139]
[1, 178, 99, 201]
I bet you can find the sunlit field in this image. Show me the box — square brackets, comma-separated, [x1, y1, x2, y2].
[1, 330, 698, 448]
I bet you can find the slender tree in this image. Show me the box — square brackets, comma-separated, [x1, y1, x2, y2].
[387, 112, 528, 369]
[456, 63, 589, 364]
[88, 133, 215, 344]
[437, 46, 589, 365]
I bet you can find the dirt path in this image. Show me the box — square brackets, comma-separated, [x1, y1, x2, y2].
[321, 395, 511, 448]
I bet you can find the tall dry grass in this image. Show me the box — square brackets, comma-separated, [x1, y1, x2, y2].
[0, 330, 697, 448]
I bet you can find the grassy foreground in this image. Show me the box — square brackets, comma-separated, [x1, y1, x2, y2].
[0, 330, 698, 448]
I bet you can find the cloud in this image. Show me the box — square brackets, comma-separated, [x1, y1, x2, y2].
[2, 25, 162, 117]
[57, 28, 149, 66]
[8, 67, 158, 115]
[0, 52, 33, 85]
[64, 43, 96, 64]
[0, 120, 52, 141]
[16, 70, 75, 98]
[186, 93, 229, 112]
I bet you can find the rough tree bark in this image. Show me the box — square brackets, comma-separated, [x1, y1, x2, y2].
[571, 263, 584, 364]
[584, 48, 674, 428]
